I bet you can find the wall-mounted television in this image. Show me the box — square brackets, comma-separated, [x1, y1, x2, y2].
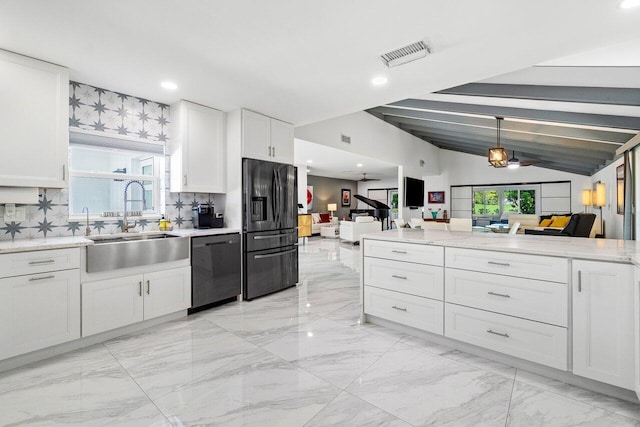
[404, 176, 425, 208]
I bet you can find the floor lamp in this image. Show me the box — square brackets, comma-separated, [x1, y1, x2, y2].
[594, 182, 606, 237]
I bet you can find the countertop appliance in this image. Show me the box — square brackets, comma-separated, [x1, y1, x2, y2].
[192, 204, 214, 229]
[242, 158, 298, 300]
[189, 233, 241, 313]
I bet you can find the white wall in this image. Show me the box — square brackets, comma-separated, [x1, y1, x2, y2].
[296, 163, 308, 214]
[425, 150, 592, 217]
[295, 111, 440, 180]
[591, 157, 624, 239]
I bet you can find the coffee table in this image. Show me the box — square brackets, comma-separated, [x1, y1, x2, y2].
[320, 225, 339, 238]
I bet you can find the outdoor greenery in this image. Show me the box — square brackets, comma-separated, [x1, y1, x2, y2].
[473, 189, 535, 216]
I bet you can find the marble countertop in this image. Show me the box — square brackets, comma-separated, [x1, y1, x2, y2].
[0, 228, 242, 254]
[0, 236, 93, 254]
[362, 229, 640, 264]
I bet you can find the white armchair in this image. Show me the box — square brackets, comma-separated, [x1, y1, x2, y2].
[339, 216, 381, 244]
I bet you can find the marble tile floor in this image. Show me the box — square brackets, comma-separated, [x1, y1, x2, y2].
[1, 237, 640, 426]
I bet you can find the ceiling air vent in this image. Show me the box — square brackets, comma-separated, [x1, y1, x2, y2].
[341, 134, 351, 144]
[380, 40, 431, 68]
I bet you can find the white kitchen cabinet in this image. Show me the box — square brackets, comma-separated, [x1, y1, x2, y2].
[81, 266, 191, 337]
[81, 275, 144, 336]
[573, 260, 634, 389]
[169, 100, 226, 193]
[0, 269, 80, 360]
[143, 267, 191, 320]
[241, 109, 293, 164]
[0, 49, 69, 188]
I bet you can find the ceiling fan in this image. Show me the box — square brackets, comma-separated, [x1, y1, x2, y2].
[359, 173, 380, 182]
[507, 151, 540, 169]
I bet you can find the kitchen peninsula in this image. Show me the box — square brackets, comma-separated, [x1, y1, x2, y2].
[361, 229, 640, 402]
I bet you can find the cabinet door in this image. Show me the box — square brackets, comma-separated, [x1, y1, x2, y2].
[0, 270, 80, 360]
[270, 118, 294, 164]
[573, 260, 634, 389]
[170, 101, 225, 193]
[143, 267, 191, 320]
[81, 275, 144, 337]
[242, 109, 271, 161]
[0, 50, 68, 188]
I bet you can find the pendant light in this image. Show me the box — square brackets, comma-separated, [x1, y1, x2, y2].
[488, 117, 508, 168]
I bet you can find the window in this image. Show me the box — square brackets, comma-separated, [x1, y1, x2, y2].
[68, 132, 164, 218]
[473, 185, 539, 217]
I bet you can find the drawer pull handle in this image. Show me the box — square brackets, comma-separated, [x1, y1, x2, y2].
[29, 259, 55, 265]
[29, 275, 55, 282]
[391, 250, 407, 254]
[488, 261, 510, 267]
[486, 329, 509, 338]
[392, 305, 407, 312]
[487, 291, 511, 298]
[391, 274, 407, 280]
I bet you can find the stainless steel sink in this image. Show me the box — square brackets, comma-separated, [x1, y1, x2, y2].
[86, 232, 189, 273]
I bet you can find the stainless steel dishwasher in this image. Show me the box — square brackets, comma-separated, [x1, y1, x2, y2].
[189, 233, 241, 313]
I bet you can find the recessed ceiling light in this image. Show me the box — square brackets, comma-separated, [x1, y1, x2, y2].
[161, 81, 178, 90]
[620, 0, 640, 8]
[356, 163, 363, 167]
[306, 160, 313, 164]
[371, 75, 388, 86]
[507, 163, 520, 170]
[306, 168, 311, 173]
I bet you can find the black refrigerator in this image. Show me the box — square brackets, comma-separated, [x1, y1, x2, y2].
[242, 158, 298, 300]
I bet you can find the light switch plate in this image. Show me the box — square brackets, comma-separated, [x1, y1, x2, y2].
[3, 204, 25, 222]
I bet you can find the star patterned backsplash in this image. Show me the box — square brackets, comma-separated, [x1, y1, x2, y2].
[0, 82, 224, 241]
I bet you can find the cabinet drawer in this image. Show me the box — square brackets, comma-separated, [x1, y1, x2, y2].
[445, 268, 567, 326]
[0, 269, 80, 360]
[364, 286, 443, 335]
[445, 303, 567, 370]
[364, 240, 443, 266]
[445, 247, 567, 283]
[0, 248, 80, 278]
[364, 257, 443, 300]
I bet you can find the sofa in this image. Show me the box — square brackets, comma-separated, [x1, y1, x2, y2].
[525, 213, 596, 238]
[507, 213, 572, 234]
[339, 216, 381, 243]
[310, 213, 338, 234]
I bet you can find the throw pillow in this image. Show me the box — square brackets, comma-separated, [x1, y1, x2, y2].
[539, 219, 553, 227]
[550, 215, 571, 228]
[311, 213, 321, 224]
[319, 213, 331, 223]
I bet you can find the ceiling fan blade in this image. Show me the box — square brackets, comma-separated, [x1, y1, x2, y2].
[519, 160, 540, 167]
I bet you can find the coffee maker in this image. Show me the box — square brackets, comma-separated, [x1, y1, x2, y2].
[192, 204, 214, 229]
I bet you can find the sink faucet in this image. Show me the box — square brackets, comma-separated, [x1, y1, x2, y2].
[82, 207, 91, 236]
[122, 180, 147, 232]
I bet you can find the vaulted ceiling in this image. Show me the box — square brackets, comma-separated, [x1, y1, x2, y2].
[368, 69, 640, 176]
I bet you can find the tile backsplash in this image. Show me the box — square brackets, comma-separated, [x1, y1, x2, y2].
[0, 82, 222, 241]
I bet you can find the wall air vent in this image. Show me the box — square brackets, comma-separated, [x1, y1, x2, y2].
[341, 134, 351, 144]
[380, 40, 431, 68]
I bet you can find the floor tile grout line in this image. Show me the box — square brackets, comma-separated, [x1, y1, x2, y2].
[101, 342, 174, 425]
[504, 368, 517, 427]
[341, 389, 419, 427]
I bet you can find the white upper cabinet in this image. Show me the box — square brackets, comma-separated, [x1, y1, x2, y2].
[169, 100, 225, 193]
[0, 49, 69, 188]
[573, 260, 635, 389]
[241, 109, 293, 164]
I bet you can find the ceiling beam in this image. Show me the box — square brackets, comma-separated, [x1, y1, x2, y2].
[436, 83, 640, 107]
[421, 136, 601, 172]
[432, 144, 593, 176]
[368, 106, 631, 144]
[386, 99, 640, 131]
[391, 120, 618, 157]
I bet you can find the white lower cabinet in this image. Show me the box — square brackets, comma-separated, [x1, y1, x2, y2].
[364, 257, 443, 300]
[573, 260, 634, 390]
[445, 303, 567, 370]
[364, 286, 443, 334]
[0, 269, 80, 360]
[82, 266, 191, 337]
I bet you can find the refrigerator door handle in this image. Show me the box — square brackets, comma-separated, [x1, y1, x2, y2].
[271, 168, 277, 224]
